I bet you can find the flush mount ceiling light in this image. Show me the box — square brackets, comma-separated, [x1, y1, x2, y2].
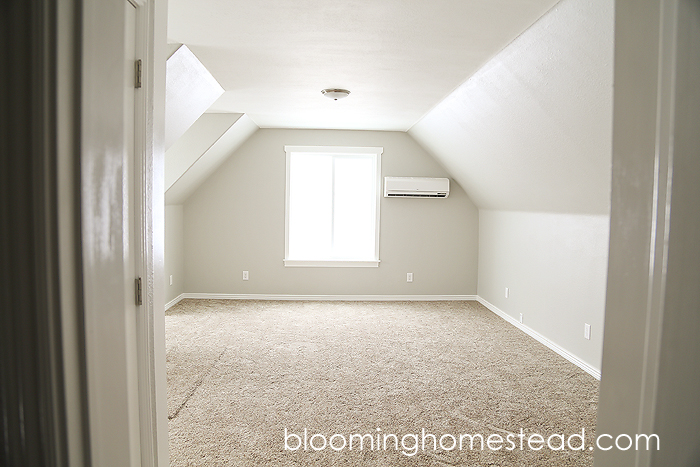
[321, 89, 350, 100]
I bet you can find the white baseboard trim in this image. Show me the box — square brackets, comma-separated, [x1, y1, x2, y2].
[476, 297, 601, 380]
[179, 293, 478, 302]
[165, 293, 185, 310]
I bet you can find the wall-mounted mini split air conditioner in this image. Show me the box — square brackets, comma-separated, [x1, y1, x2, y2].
[383, 177, 450, 198]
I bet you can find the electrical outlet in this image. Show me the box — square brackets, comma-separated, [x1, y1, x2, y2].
[505, 287, 509, 298]
[169, 275, 173, 286]
[584, 323, 591, 340]
[406, 272, 413, 283]
[519, 313, 523, 324]
[243, 271, 249, 281]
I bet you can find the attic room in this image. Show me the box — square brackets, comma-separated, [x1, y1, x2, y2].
[164, 0, 612, 370]
[161, 0, 612, 463]
[2, 0, 698, 465]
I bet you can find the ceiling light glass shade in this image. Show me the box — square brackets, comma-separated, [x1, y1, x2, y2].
[321, 89, 350, 100]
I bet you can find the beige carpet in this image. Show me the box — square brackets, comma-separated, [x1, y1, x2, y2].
[166, 300, 598, 466]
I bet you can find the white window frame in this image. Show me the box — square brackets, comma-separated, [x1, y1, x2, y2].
[284, 145, 382, 267]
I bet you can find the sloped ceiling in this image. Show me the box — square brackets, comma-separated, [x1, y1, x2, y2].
[167, 0, 559, 131]
[165, 0, 614, 214]
[409, 0, 614, 214]
[165, 113, 241, 192]
[165, 45, 224, 149]
[165, 113, 259, 204]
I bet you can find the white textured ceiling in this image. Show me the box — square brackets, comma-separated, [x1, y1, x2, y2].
[167, 0, 559, 131]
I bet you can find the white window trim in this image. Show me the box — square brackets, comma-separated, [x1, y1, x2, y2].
[284, 145, 383, 267]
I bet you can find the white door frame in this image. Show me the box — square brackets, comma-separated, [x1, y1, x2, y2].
[129, 0, 168, 465]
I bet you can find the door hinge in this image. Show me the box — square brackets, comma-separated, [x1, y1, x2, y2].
[134, 59, 142, 88]
[135, 277, 143, 306]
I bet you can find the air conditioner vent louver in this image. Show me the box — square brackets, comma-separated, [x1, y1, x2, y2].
[383, 177, 450, 198]
[386, 193, 447, 198]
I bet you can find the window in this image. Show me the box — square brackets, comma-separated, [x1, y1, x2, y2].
[284, 146, 382, 267]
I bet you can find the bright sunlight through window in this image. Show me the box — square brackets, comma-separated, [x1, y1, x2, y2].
[284, 146, 382, 267]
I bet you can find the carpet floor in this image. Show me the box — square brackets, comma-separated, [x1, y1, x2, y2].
[166, 300, 598, 466]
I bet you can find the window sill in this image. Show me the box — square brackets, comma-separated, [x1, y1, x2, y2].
[283, 260, 380, 268]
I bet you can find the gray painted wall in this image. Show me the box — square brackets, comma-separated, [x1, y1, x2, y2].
[183, 129, 479, 296]
[478, 211, 609, 371]
[165, 205, 185, 303]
